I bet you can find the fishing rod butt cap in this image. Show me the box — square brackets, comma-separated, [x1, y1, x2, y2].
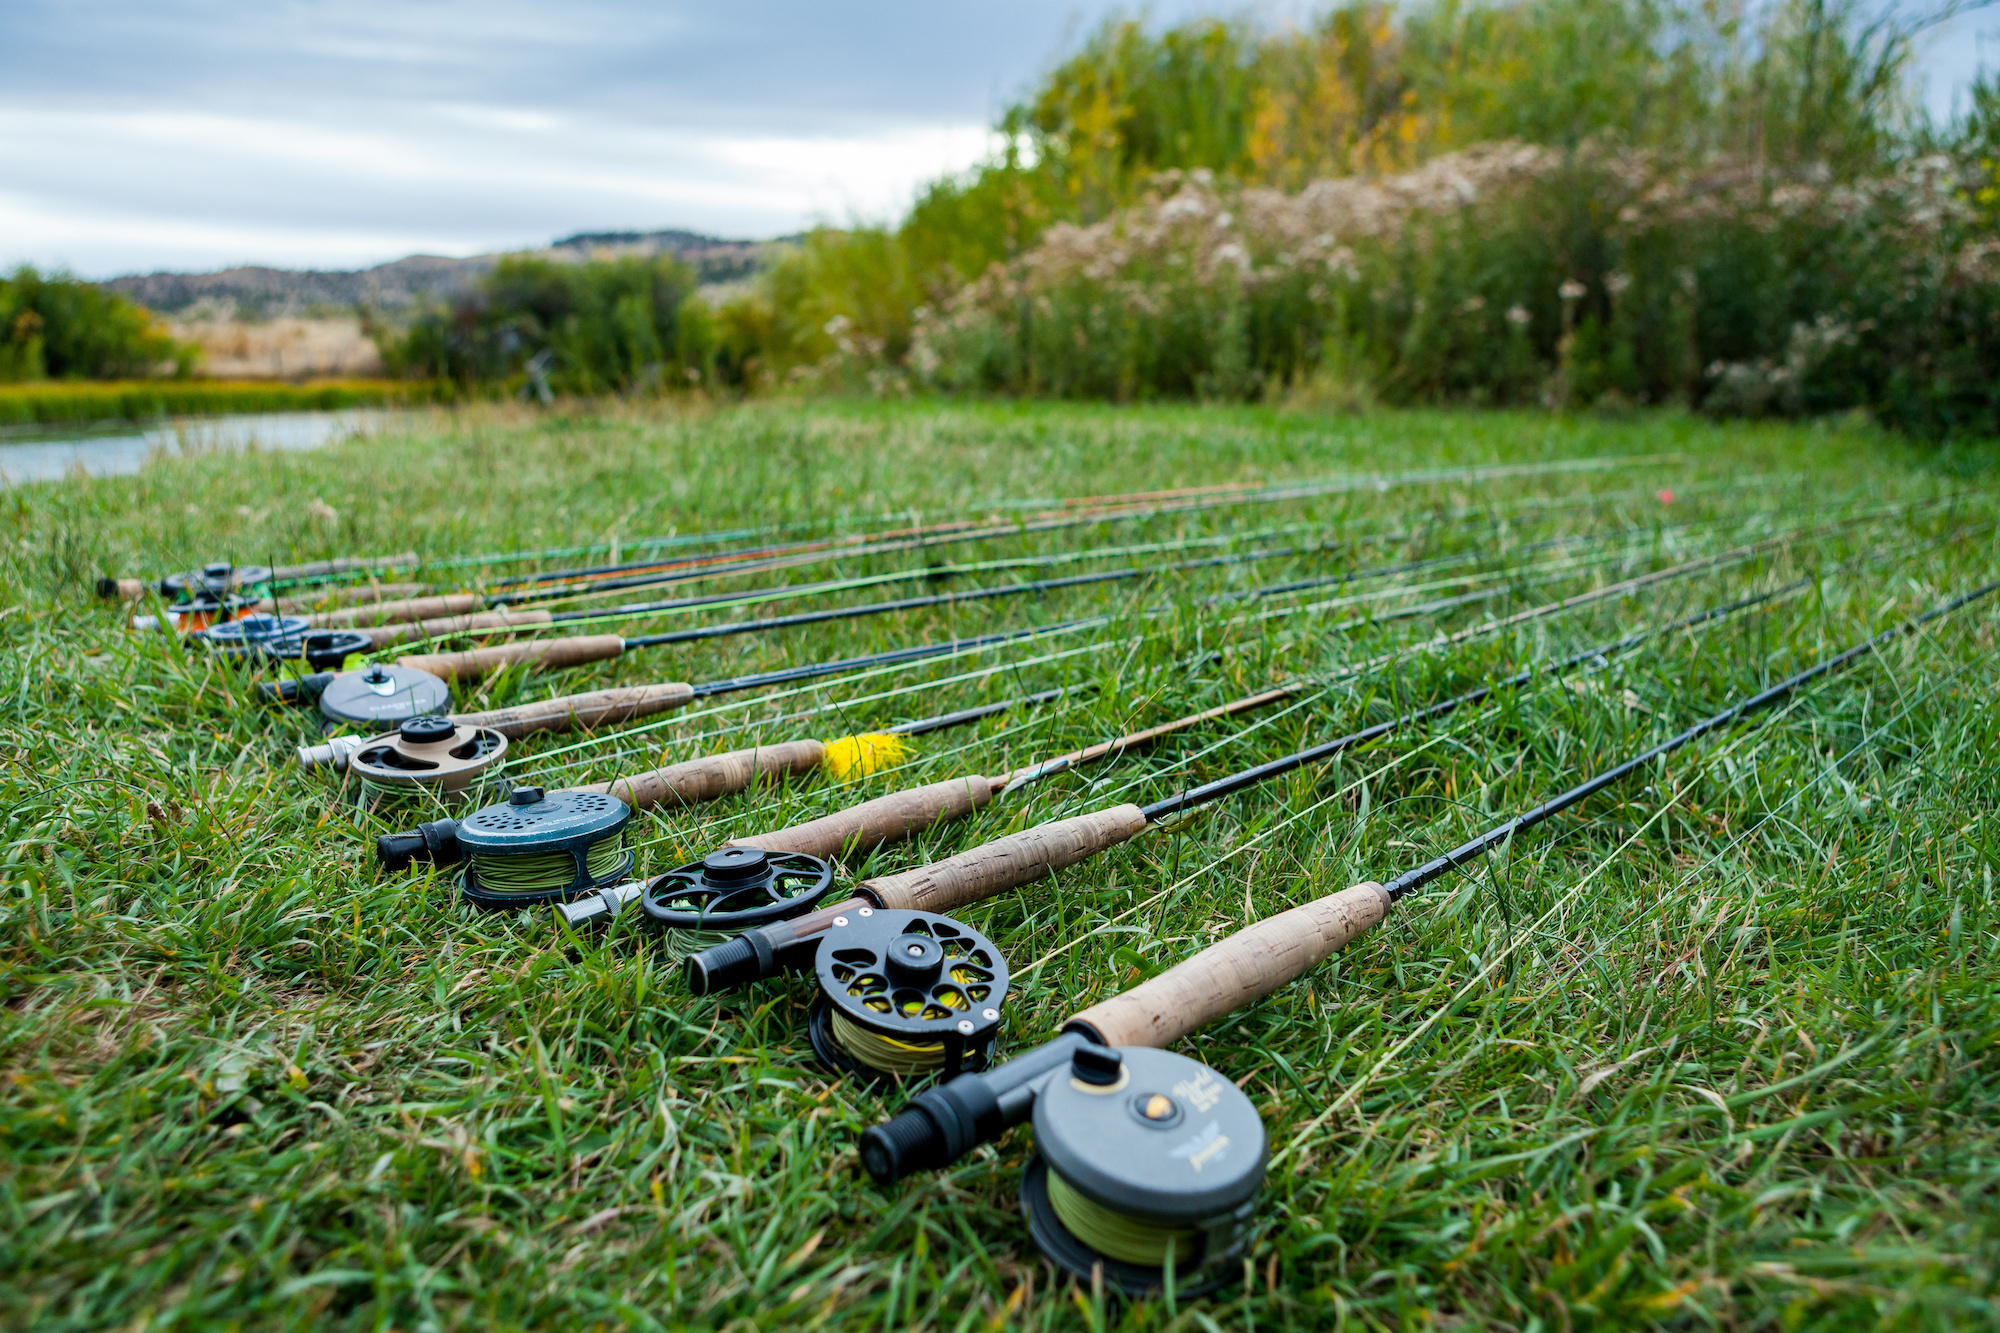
[299, 733, 365, 772]
[684, 931, 773, 996]
[860, 1073, 1004, 1185]
[376, 817, 462, 873]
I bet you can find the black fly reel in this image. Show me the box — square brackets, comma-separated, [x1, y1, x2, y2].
[638, 847, 834, 958]
[203, 613, 312, 663]
[809, 908, 1008, 1086]
[262, 627, 373, 671]
[349, 715, 508, 806]
[161, 562, 273, 601]
[458, 786, 634, 911]
[1022, 1045, 1266, 1298]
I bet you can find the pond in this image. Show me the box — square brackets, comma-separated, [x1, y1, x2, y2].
[0, 410, 395, 486]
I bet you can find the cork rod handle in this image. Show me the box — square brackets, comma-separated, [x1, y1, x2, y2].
[315, 593, 484, 627]
[859, 803, 1147, 914]
[1067, 882, 1390, 1048]
[453, 682, 695, 739]
[731, 775, 1000, 861]
[357, 608, 554, 649]
[397, 633, 624, 682]
[578, 739, 826, 811]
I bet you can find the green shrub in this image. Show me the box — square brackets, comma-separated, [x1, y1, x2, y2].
[377, 254, 713, 395]
[0, 267, 197, 382]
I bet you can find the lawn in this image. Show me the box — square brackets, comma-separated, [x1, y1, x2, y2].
[3, 398, 1997, 1331]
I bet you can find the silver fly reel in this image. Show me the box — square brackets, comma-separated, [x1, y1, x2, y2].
[348, 716, 508, 796]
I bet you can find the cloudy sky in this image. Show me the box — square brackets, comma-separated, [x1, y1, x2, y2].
[1, 0, 1991, 279]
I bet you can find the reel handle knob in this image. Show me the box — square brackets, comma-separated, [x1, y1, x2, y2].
[683, 932, 772, 995]
[376, 818, 462, 872]
[257, 672, 337, 706]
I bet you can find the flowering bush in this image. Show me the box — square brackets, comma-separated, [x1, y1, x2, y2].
[891, 145, 1999, 435]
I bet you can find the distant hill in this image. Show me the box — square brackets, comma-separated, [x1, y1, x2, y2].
[104, 229, 791, 319]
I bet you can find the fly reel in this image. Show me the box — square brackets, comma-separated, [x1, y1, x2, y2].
[1022, 1045, 1265, 1298]
[349, 715, 508, 806]
[627, 846, 835, 958]
[809, 909, 1007, 1085]
[458, 786, 634, 911]
[263, 628, 373, 671]
[317, 663, 452, 729]
[203, 613, 312, 662]
[161, 562, 273, 601]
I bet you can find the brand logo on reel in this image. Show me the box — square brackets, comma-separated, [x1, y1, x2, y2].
[1169, 1120, 1230, 1173]
[1173, 1067, 1225, 1113]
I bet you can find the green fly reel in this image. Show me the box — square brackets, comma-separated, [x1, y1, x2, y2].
[1022, 1045, 1266, 1298]
[457, 786, 633, 911]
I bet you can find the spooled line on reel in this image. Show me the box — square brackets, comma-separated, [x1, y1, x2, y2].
[456, 786, 635, 912]
[808, 908, 1007, 1085]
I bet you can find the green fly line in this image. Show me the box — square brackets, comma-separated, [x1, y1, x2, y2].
[470, 834, 628, 896]
[1044, 1170, 1197, 1267]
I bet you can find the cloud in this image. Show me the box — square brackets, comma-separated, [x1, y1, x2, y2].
[0, 0, 1198, 275]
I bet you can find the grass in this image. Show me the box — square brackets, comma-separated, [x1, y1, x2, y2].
[0, 380, 447, 427]
[2, 397, 1998, 1331]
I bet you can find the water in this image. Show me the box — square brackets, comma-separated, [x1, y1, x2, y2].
[0, 410, 394, 486]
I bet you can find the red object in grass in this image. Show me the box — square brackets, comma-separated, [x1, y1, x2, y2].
[1657, 489, 1675, 504]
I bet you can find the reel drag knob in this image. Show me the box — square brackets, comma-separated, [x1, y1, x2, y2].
[456, 786, 634, 912]
[630, 847, 834, 955]
[1022, 1046, 1266, 1298]
[316, 663, 452, 729]
[809, 908, 1008, 1086]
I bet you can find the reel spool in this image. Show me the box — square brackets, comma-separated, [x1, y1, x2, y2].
[1021, 1046, 1265, 1298]
[349, 715, 508, 806]
[458, 786, 634, 911]
[317, 663, 452, 730]
[261, 628, 373, 672]
[161, 562, 274, 601]
[143, 591, 258, 633]
[809, 908, 1008, 1085]
[638, 846, 834, 959]
[203, 613, 312, 662]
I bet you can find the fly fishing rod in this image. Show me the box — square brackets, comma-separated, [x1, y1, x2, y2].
[104, 454, 1670, 609]
[365, 684, 1079, 873]
[487, 455, 1677, 597]
[853, 577, 2000, 1297]
[357, 500, 1920, 899]
[356, 560, 1559, 868]
[666, 575, 1798, 1023]
[270, 515, 1651, 733]
[354, 509, 1795, 859]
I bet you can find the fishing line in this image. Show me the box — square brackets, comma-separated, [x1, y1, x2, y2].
[1271, 585, 2000, 1160]
[485, 453, 1687, 595]
[499, 469, 1799, 614]
[852, 575, 1997, 1300]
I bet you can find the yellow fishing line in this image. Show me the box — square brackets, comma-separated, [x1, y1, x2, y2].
[1045, 1171, 1196, 1268]
[827, 1010, 948, 1077]
[820, 732, 912, 781]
